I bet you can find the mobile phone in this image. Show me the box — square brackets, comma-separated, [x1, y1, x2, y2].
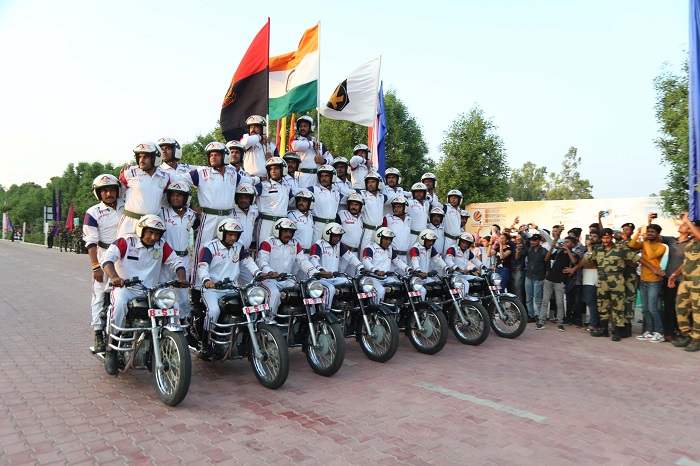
[601, 211, 610, 217]
[651, 213, 658, 219]
[585, 234, 590, 241]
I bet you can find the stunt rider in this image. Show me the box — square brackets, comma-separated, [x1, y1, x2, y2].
[309, 222, 364, 309]
[83, 174, 124, 353]
[196, 219, 261, 359]
[409, 229, 450, 300]
[290, 115, 332, 188]
[257, 218, 320, 323]
[362, 227, 411, 304]
[444, 232, 485, 297]
[101, 214, 187, 375]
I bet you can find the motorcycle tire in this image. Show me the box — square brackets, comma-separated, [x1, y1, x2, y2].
[305, 319, 346, 377]
[360, 311, 399, 363]
[250, 323, 289, 390]
[452, 300, 490, 346]
[153, 330, 192, 407]
[408, 308, 448, 355]
[489, 296, 528, 339]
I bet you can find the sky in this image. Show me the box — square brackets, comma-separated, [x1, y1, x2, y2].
[0, 0, 688, 198]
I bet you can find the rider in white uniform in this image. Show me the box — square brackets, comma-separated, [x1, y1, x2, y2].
[290, 115, 331, 189]
[240, 115, 278, 178]
[362, 227, 411, 304]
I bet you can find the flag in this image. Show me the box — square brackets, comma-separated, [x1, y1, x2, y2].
[5, 215, 11, 232]
[374, 81, 387, 176]
[52, 189, 57, 222]
[269, 23, 319, 119]
[288, 114, 296, 150]
[65, 203, 75, 231]
[55, 188, 62, 236]
[690, 0, 700, 218]
[220, 19, 270, 142]
[320, 57, 380, 127]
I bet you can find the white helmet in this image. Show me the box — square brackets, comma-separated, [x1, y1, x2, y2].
[345, 193, 365, 211]
[246, 115, 266, 127]
[216, 218, 243, 242]
[133, 142, 163, 167]
[317, 164, 336, 183]
[166, 181, 191, 205]
[157, 137, 182, 160]
[373, 227, 395, 245]
[272, 218, 297, 239]
[135, 214, 166, 238]
[410, 182, 428, 193]
[353, 144, 370, 155]
[332, 156, 349, 167]
[417, 229, 438, 248]
[460, 210, 470, 219]
[92, 174, 120, 200]
[421, 172, 437, 187]
[266, 156, 288, 178]
[295, 188, 315, 210]
[447, 189, 463, 203]
[459, 232, 475, 244]
[384, 167, 402, 184]
[296, 115, 315, 132]
[364, 171, 382, 187]
[225, 140, 245, 155]
[205, 141, 231, 165]
[322, 222, 345, 242]
[429, 207, 445, 217]
[235, 183, 256, 203]
[282, 151, 301, 163]
[390, 196, 409, 207]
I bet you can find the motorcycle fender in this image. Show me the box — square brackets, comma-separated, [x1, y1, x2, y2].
[164, 323, 184, 333]
[416, 301, 442, 313]
[462, 295, 480, 302]
[312, 311, 341, 325]
[499, 292, 517, 298]
[368, 304, 394, 317]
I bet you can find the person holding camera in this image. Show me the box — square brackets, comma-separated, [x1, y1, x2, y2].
[629, 223, 666, 342]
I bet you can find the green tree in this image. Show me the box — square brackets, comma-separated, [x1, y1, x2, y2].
[509, 162, 548, 201]
[4, 182, 47, 227]
[181, 125, 225, 167]
[546, 147, 593, 200]
[654, 62, 689, 214]
[435, 107, 509, 203]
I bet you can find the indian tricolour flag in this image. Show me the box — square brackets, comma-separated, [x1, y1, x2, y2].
[269, 23, 319, 120]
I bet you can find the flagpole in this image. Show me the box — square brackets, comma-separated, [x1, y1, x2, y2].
[373, 56, 382, 170]
[316, 21, 321, 142]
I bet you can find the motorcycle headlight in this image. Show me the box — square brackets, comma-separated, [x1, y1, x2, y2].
[492, 273, 502, 286]
[246, 286, 267, 306]
[360, 277, 375, 293]
[308, 280, 324, 298]
[451, 276, 464, 289]
[410, 276, 424, 292]
[154, 288, 176, 309]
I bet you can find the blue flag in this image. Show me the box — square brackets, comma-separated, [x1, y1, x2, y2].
[690, 0, 700, 218]
[376, 82, 387, 176]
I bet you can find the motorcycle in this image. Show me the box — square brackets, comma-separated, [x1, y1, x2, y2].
[188, 278, 289, 390]
[330, 271, 400, 362]
[424, 271, 490, 345]
[381, 271, 448, 355]
[100, 277, 191, 407]
[273, 273, 346, 377]
[468, 270, 528, 338]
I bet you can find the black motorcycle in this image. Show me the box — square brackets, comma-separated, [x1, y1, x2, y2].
[330, 272, 400, 362]
[425, 271, 490, 345]
[468, 271, 527, 338]
[188, 278, 289, 389]
[381, 271, 448, 355]
[273, 273, 345, 377]
[100, 278, 191, 407]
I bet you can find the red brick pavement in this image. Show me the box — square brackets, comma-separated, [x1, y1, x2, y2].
[1, 240, 700, 465]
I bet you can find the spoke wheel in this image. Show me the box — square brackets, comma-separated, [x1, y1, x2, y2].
[306, 320, 345, 377]
[408, 309, 448, 355]
[154, 330, 191, 406]
[490, 296, 528, 338]
[452, 301, 490, 345]
[250, 323, 289, 389]
[360, 312, 399, 362]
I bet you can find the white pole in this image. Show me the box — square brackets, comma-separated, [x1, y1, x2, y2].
[22, 222, 26, 242]
[316, 21, 321, 142]
[1, 212, 6, 240]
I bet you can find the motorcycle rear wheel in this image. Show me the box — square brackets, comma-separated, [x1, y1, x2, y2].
[250, 323, 289, 389]
[489, 296, 528, 339]
[153, 330, 192, 407]
[408, 308, 448, 355]
[360, 312, 399, 362]
[452, 301, 490, 345]
[306, 319, 345, 377]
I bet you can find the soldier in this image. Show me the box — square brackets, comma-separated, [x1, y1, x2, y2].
[308, 165, 343, 242]
[287, 189, 315, 255]
[408, 182, 431, 246]
[667, 215, 700, 352]
[59, 226, 70, 252]
[427, 207, 446, 256]
[349, 144, 375, 189]
[332, 156, 354, 208]
[281, 151, 301, 206]
[359, 172, 389, 250]
[231, 183, 259, 285]
[440, 189, 464, 254]
[226, 140, 258, 186]
[421, 172, 439, 204]
[240, 115, 277, 179]
[336, 193, 365, 272]
[255, 157, 294, 248]
[584, 228, 641, 341]
[158, 138, 194, 185]
[460, 210, 470, 231]
[382, 167, 407, 215]
[382, 196, 412, 265]
[620, 221, 639, 337]
[290, 115, 331, 188]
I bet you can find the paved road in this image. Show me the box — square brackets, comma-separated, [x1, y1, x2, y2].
[1, 240, 699, 465]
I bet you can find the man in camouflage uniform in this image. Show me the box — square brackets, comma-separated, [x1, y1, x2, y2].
[620, 222, 639, 337]
[668, 216, 700, 352]
[59, 226, 71, 252]
[584, 228, 640, 341]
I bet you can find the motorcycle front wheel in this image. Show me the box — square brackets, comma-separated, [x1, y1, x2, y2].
[408, 308, 448, 355]
[452, 300, 490, 345]
[153, 330, 192, 407]
[250, 323, 289, 389]
[360, 311, 399, 363]
[306, 319, 346, 377]
[489, 296, 528, 338]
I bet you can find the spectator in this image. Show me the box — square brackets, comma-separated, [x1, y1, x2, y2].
[537, 236, 578, 331]
[629, 224, 666, 342]
[668, 215, 700, 352]
[523, 234, 547, 322]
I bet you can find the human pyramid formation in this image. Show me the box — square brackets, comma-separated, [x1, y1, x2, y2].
[83, 115, 486, 365]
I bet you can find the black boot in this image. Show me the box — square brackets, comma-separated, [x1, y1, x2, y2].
[612, 326, 624, 342]
[674, 335, 692, 347]
[591, 320, 609, 337]
[104, 350, 118, 375]
[198, 331, 213, 360]
[685, 340, 700, 352]
[622, 322, 632, 338]
[94, 331, 105, 353]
